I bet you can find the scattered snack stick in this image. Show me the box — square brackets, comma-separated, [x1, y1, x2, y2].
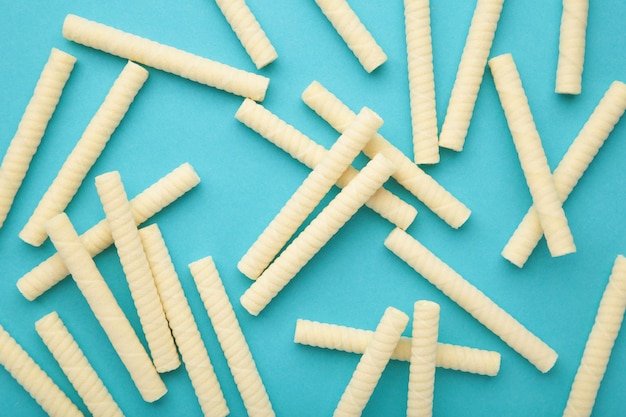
[407, 301, 439, 417]
[404, 0, 439, 164]
[333, 307, 409, 417]
[235, 98, 416, 232]
[555, 0, 589, 94]
[214, 0, 277, 69]
[489, 53, 576, 258]
[562, 255, 626, 417]
[0, 322, 84, 417]
[502, 81, 626, 267]
[19, 60, 149, 247]
[384, 228, 559, 373]
[240, 153, 396, 316]
[293, 319, 501, 376]
[313, 0, 387, 73]
[190, 256, 274, 417]
[140, 225, 228, 417]
[62, 14, 269, 101]
[0, 48, 76, 229]
[95, 171, 179, 373]
[438, 0, 505, 152]
[35, 311, 124, 417]
[238, 106, 383, 279]
[16, 162, 200, 301]
[302, 80, 471, 228]
[45, 212, 167, 403]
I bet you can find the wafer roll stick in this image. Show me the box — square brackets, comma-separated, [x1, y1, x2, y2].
[555, 0, 589, 94]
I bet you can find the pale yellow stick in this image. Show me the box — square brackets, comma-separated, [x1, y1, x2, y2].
[190, 257, 274, 417]
[438, 0, 505, 152]
[35, 312, 124, 417]
[302, 81, 470, 229]
[314, 0, 387, 73]
[214, 0, 277, 69]
[502, 81, 626, 267]
[62, 14, 269, 101]
[95, 171, 179, 373]
[0, 322, 84, 417]
[489, 53, 576, 258]
[555, 0, 589, 95]
[333, 307, 409, 417]
[562, 255, 626, 417]
[16, 162, 200, 301]
[407, 301, 439, 417]
[0, 48, 76, 228]
[293, 319, 500, 376]
[240, 154, 396, 316]
[139, 225, 228, 417]
[238, 106, 383, 279]
[45, 213, 167, 402]
[19, 61, 149, 247]
[405, 0, 438, 164]
[384, 228, 558, 373]
[235, 98, 417, 232]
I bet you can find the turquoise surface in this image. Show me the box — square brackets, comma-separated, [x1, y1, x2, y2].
[1, 1, 626, 416]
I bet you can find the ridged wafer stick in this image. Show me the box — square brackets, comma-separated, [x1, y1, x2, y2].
[555, 0, 589, 95]
[35, 312, 124, 417]
[302, 81, 470, 228]
[16, 162, 200, 301]
[0, 322, 84, 417]
[0, 48, 76, 228]
[62, 14, 269, 101]
[502, 81, 626, 267]
[385, 228, 558, 373]
[238, 106, 383, 279]
[140, 225, 228, 417]
[490, 53, 575, 258]
[190, 256, 274, 417]
[45, 213, 166, 402]
[438, 0, 505, 151]
[19, 60, 149, 247]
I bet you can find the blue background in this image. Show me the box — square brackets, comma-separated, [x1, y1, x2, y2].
[1, 1, 626, 416]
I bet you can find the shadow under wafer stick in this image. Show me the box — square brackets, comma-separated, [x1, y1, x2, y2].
[0, 322, 84, 417]
[19, 60, 149, 247]
[62, 14, 269, 101]
[555, 0, 589, 95]
[0, 48, 76, 229]
[16, 162, 201, 301]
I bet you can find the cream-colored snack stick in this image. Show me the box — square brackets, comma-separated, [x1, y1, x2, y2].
[62, 14, 269, 101]
[407, 301, 439, 417]
[302, 81, 470, 228]
[19, 61, 149, 247]
[240, 154, 396, 316]
[555, 0, 589, 94]
[139, 226, 228, 417]
[405, 0, 438, 164]
[190, 257, 274, 417]
[238, 106, 383, 279]
[293, 319, 500, 376]
[385, 228, 558, 373]
[562, 255, 626, 417]
[489, 53, 576, 258]
[45, 213, 166, 402]
[0, 48, 76, 228]
[214, 0, 277, 69]
[333, 307, 409, 417]
[314, 0, 387, 73]
[235, 98, 416, 232]
[0, 323, 84, 417]
[438, 0, 505, 151]
[95, 172, 179, 373]
[16, 162, 200, 301]
[502, 81, 626, 267]
[35, 312, 124, 417]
